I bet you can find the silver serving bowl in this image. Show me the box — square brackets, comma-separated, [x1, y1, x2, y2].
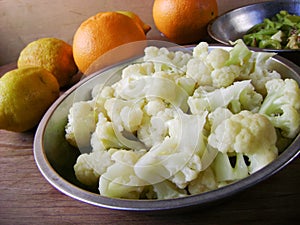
[207, 1, 300, 65]
[33, 43, 300, 211]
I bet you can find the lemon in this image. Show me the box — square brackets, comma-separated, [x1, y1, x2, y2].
[116, 11, 151, 34]
[0, 66, 60, 132]
[17, 37, 78, 88]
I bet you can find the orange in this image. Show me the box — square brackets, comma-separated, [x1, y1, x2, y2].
[153, 0, 218, 44]
[73, 11, 148, 74]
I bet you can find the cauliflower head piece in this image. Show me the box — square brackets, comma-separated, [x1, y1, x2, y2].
[208, 110, 278, 181]
[225, 39, 281, 95]
[143, 46, 192, 74]
[134, 110, 214, 189]
[65, 100, 97, 153]
[74, 148, 115, 187]
[99, 149, 148, 199]
[137, 99, 175, 148]
[188, 167, 218, 195]
[186, 44, 240, 88]
[188, 80, 262, 114]
[259, 78, 300, 138]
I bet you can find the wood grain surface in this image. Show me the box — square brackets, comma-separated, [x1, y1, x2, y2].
[0, 62, 299, 225]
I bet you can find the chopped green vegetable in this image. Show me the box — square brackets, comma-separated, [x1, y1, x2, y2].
[243, 10, 300, 49]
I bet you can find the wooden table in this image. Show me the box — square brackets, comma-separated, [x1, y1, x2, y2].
[0, 59, 299, 225]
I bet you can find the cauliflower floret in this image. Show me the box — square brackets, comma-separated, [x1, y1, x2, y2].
[186, 42, 213, 86]
[65, 100, 97, 152]
[65, 84, 116, 152]
[186, 58, 212, 86]
[143, 97, 168, 116]
[206, 48, 230, 69]
[74, 148, 115, 187]
[239, 85, 263, 113]
[152, 180, 187, 200]
[104, 98, 144, 133]
[188, 80, 257, 114]
[137, 99, 174, 148]
[113, 76, 189, 112]
[176, 76, 197, 96]
[259, 78, 300, 138]
[135, 110, 210, 189]
[187, 50, 240, 89]
[168, 146, 203, 189]
[92, 113, 146, 151]
[121, 62, 155, 80]
[119, 61, 197, 97]
[270, 104, 300, 139]
[208, 110, 278, 179]
[247, 52, 281, 95]
[225, 39, 252, 67]
[207, 107, 233, 132]
[152, 71, 197, 96]
[99, 149, 148, 199]
[211, 65, 240, 88]
[188, 167, 217, 195]
[192, 41, 209, 60]
[92, 113, 126, 150]
[91, 85, 115, 100]
[224, 39, 280, 95]
[144, 46, 192, 74]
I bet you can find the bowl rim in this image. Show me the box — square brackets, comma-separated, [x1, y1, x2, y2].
[34, 44, 300, 211]
[207, 0, 300, 52]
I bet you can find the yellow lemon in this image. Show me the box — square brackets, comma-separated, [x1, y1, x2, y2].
[0, 66, 60, 132]
[18, 37, 78, 88]
[116, 11, 151, 34]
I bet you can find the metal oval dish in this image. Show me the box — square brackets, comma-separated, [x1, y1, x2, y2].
[34, 45, 300, 211]
[207, 1, 300, 65]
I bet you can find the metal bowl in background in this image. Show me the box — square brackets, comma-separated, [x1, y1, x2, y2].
[33, 44, 300, 211]
[207, 1, 300, 65]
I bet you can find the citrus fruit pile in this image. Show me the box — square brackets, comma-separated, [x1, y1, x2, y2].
[1, 1, 219, 133]
[0, 11, 150, 132]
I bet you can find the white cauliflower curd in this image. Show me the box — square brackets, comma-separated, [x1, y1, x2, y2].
[65, 40, 300, 200]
